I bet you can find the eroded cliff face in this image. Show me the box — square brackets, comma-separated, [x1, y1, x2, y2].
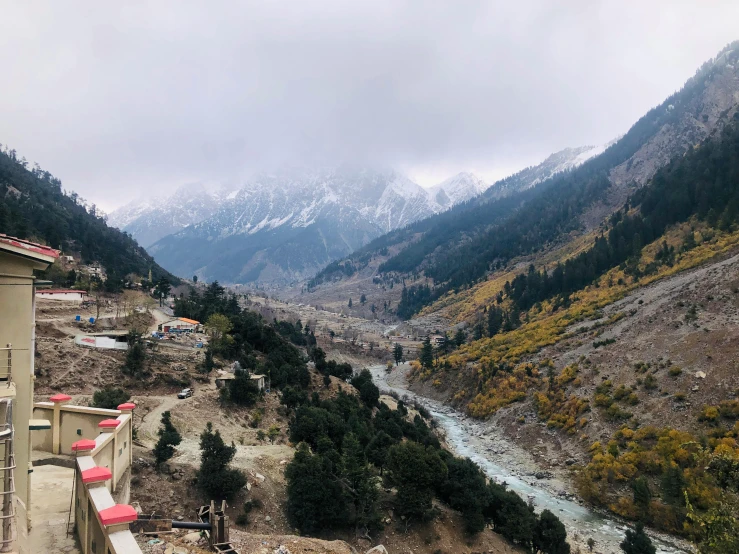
[610, 58, 739, 190]
[577, 49, 739, 231]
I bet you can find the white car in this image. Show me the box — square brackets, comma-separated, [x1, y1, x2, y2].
[177, 388, 193, 399]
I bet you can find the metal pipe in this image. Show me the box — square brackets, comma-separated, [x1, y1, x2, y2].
[171, 521, 211, 530]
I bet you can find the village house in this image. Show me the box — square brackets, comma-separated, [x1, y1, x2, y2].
[160, 317, 200, 333]
[81, 263, 106, 281]
[35, 288, 89, 303]
[430, 334, 446, 346]
[215, 371, 266, 391]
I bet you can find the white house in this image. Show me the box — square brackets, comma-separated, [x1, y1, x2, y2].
[75, 332, 129, 350]
[161, 317, 200, 333]
[35, 289, 89, 303]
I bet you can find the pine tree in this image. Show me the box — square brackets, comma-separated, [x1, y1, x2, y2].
[123, 338, 146, 377]
[366, 431, 393, 475]
[488, 305, 503, 337]
[620, 522, 656, 554]
[534, 509, 570, 554]
[660, 463, 686, 505]
[200, 347, 215, 374]
[420, 337, 434, 369]
[393, 343, 403, 366]
[286, 443, 348, 533]
[196, 423, 246, 501]
[225, 369, 260, 406]
[341, 433, 380, 531]
[153, 411, 182, 466]
[631, 477, 652, 521]
[387, 441, 447, 520]
[92, 387, 129, 410]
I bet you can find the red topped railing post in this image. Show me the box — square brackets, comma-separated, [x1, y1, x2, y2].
[50, 393, 72, 454]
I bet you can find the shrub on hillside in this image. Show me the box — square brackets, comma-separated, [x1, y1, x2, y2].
[92, 387, 129, 410]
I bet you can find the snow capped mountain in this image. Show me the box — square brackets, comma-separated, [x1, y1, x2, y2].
[107, 182, 234, 248]
[145, 167, 476, 285]
[111, 145, 607, 286]
[107, 197, 159, 230]
[482, 143, 613, 201]
[428, 172, 488, 208]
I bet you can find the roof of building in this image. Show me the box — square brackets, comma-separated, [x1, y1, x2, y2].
[216, 372, 265, 381]
[163, 317, 200, 325]
[0, 234, 59, 263]
[177, 317, 200, 324]
[37, 289, 87, 294]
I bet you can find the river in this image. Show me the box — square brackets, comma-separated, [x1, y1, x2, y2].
[368, 364, 693, 554]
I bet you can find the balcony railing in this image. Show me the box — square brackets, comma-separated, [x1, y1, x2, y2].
[0, 346, 11, 382]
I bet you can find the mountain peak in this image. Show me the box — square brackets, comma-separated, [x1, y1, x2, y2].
[429, 172, 487, 208]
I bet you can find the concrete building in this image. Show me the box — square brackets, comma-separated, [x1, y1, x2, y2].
[160, 317, 200, 333]
[81, 263, 106, 281]
[251, 374, 266, 391]
[0, 234, 59, 553]
[0, 235, 140, 553]
[215, 372, 266, 391]
[75, 332, 129, 351]
[35, 288, 89, 303]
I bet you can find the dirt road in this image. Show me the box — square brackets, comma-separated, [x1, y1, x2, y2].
[149, 308, 172, 334]
[134, 394, 191, 448]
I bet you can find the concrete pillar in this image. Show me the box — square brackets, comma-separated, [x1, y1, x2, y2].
[72, 440, 96, 554]
[117, 403, 136, 475]
[49, 394, 71, 455]
[98, 419, 120, 490]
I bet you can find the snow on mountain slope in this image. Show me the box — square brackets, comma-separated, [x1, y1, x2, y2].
[482, 143, 613, 201]
[107, 182, 234, 248]
[428, 172, 488, 208]
[146, 167, 474, 284]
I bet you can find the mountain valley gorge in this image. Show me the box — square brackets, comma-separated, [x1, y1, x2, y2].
[3, 34, 739, 554]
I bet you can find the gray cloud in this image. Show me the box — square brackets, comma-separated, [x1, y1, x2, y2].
[1, 1, 738, 210]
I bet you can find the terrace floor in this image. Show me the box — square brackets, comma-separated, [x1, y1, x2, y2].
[30, 464, 80, 553]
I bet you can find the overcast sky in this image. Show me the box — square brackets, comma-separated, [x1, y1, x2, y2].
[2, 1, 738, 212]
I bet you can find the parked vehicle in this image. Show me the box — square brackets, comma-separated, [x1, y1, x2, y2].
[177, 388, 193, 399]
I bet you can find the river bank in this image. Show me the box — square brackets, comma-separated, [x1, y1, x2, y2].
[369, 363, 694, 554]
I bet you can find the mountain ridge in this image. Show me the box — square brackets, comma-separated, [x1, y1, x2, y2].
[125, 167, 495, 284]
[306, 41, 739, 319]
[0, 146, 175, 287]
